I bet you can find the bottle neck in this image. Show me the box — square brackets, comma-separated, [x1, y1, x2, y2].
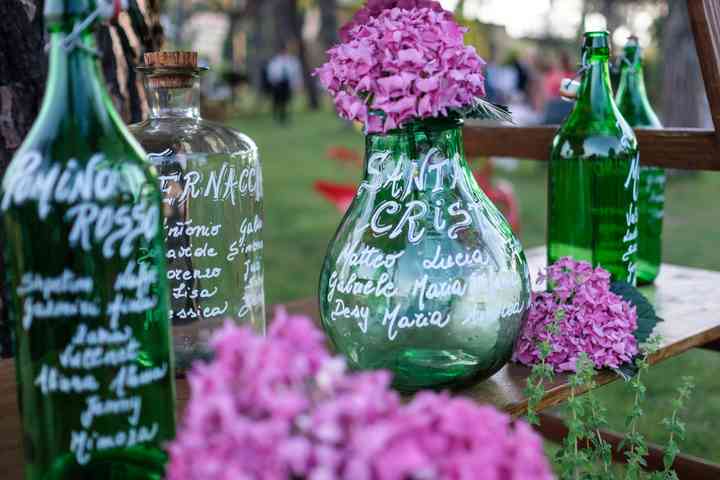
[616, 49, 653, 119]
[576, 53, 615, 119]
[362, 118, 468, 186]
[41, 26, 110, 133]
[145, 77, 201, 119]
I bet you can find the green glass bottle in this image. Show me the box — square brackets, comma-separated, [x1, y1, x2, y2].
[616, 35, 665, 285]
[548, 31, 640, 284]
[1, 1, 176, 478]
[319, 117, 530, 392]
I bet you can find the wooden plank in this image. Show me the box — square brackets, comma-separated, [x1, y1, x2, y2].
[537, 412, 720, 479]
[688, 0, 720, 141]
[2, 249, 720, 477]
[700, 339, 720, 351]
[0, 362, 21, 480]
[462, 125, 720, 171]
[458, 247, 720, 416]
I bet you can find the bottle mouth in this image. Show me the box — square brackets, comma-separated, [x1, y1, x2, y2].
[138, 51, 208, 88]
[582, 31, 610, 59]
[366, 115, 464, 137]
[136, 65, 209, 76]
[137, 66, 208, 89]
[625, 35, 640, 49]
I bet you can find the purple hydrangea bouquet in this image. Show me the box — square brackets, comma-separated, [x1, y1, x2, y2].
[316, 0, 511, 133]
[513, 257, 652, 373]
[167, 308, 554, 479]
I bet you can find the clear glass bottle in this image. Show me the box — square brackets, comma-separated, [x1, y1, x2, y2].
[129, 52, 264, 370]
[1, 1, 175, 478]
[318, 117, 531, 392]
[616, 35, 665, 285]
[548, 31, 640, 284]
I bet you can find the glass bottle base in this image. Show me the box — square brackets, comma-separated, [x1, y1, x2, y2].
[358, 347, 507, 393]
[636, 258, 660, 286]
[548, 243, 636, 284]
[548, 243, 593, 266]
[39, 446, 168, 480]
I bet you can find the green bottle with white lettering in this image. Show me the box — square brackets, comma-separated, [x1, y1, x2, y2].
[1, 1, 176, 478]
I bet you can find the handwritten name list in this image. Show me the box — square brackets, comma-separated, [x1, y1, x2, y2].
[157, 155, 264, 335]
[2, 151, 173, 466]
[324, 148, 528, 342]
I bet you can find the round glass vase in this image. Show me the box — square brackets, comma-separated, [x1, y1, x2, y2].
[318, 117, 531, 392]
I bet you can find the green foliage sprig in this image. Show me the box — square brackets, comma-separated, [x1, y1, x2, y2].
[524, 309, 563, 426]
[620, 337, 661, 479]
[649, 376, 695, 480]
[525, 333, 695, 479]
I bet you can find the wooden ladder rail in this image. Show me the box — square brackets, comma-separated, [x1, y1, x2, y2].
[463, 0, 720, 172]
[689, 0, 720, 147]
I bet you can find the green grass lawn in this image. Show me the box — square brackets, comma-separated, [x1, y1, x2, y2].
[231, 108, 720, 463]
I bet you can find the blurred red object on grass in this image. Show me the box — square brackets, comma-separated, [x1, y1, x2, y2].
[314, 181, 356, 213]
[326, 146, 363, 168]
[316, 147, 521, 233]
[472, 161, 521, 234]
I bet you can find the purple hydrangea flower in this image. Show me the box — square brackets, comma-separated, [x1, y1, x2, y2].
[513, 257, 640, 372]
[339, 0, 450, 42]
[168, 307, 554, 479]
[316, 6, 486, 134]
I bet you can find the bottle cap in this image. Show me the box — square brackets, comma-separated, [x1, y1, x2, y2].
[559, 78, 580, 101]
[140, 51, 206, 88]
[582, 30, 610, 59]
[98, 0, 128, 19]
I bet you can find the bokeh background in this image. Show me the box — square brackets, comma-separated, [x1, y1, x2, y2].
[0, 0, 718, 468]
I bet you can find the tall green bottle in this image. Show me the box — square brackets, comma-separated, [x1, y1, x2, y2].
[616, 35, 665, 285]
[1, 1, 176, 478]
[548, 31, 639, 284]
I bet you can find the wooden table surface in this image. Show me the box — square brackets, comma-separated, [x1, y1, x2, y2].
[2, 248, 720, 478]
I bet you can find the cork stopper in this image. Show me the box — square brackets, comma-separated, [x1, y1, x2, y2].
[626, 35, 640, 48]
[144, 51, 198, 69]
[141, 51, 202, 88]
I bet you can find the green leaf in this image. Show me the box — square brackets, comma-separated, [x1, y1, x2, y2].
[614, 362, 639, 380]
[610, 281, 663, 344]
[610, 281, 664, 378]
[456, 97, 514, 123]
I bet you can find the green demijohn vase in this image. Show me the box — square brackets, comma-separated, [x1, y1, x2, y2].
[548, 31, 640, 284]
[616, 36, 665, 285]
[129, 52, 265, 371]
[318, 117, 531, 392]
[1, 1, 175, 478]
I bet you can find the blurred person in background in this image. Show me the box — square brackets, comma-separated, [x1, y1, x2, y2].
[541, 51, 576, 125]
[506, 50, 543, 125]
[267, 44, 303, 124]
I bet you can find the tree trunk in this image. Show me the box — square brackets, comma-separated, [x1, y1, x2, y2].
[661, 0, 710, 127]
[318, 0, 338, 51]
[247, 0, 275, 94]
[287, 0, 320, 110]
[0, 0, 163, 357]
[598, 0, 621, 37]
[0, 0, 46, 170]
[100, 0, 165, 122]
[576, 0, 589, 43]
